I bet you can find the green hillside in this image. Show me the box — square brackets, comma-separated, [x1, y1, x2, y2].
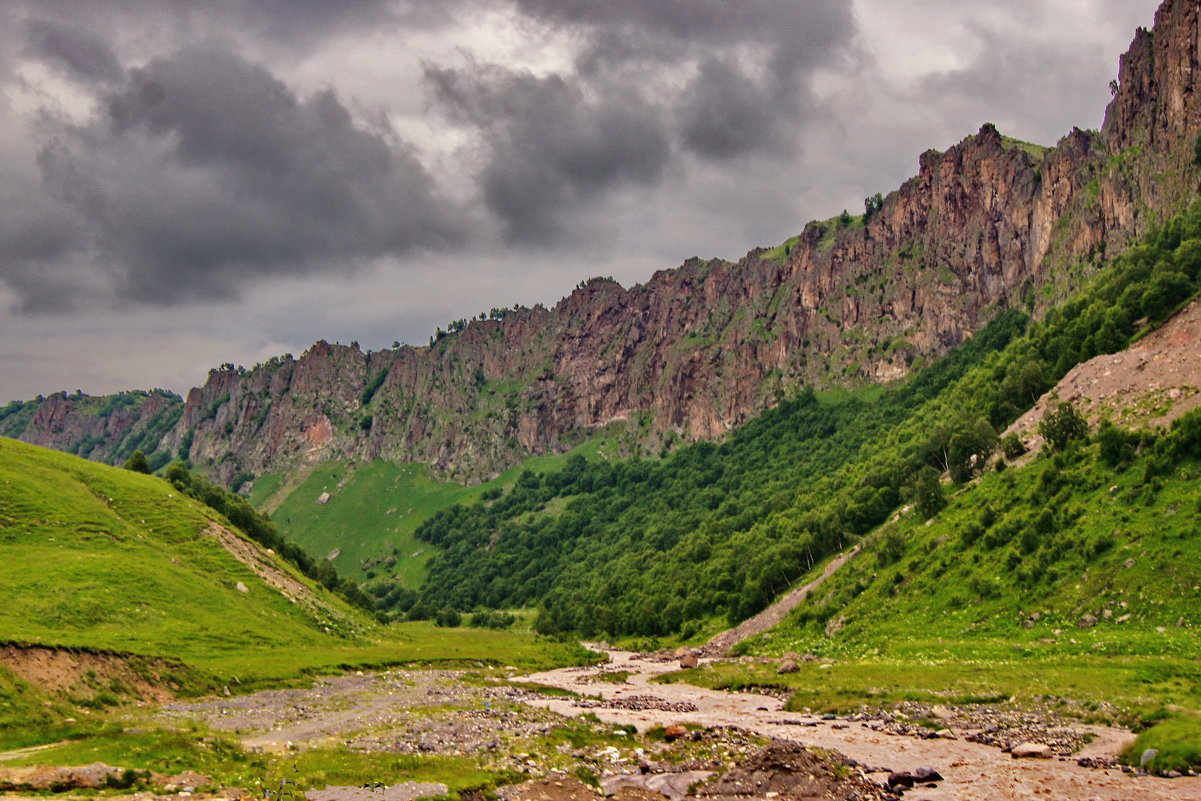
[256, 435, 621, 587]
[390, 198, 1201, 643]
[0, 436, 594, 757]
[0, 437, 371, 659]
[0, 438, 591, 678]
[668, 406, 1201, 770]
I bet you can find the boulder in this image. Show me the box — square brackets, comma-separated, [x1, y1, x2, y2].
[1011, 743, 1052, 759]
[913, 767, 944, 782]
[663, 725, 688, 742]
[679, 654, 698, 669]
[1079, 614, 1098, 628]
[776, 659, 799, 675]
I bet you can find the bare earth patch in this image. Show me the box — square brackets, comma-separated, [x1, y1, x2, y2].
[1007, 297, 1201, 453]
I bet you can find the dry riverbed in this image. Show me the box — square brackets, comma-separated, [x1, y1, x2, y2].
[521, 647, 1201, 801]
[9, 649, 1201, 801]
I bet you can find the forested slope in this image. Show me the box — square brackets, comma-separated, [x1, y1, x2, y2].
[392, 200, 1201, 638]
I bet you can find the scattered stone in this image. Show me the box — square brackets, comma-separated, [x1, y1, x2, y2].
[497, 777, 596, 801]
[0, 763, 128, 791]
[307, 782, 447, 801]
[575, 695, 698, 713]
[691, 741, 888, 800]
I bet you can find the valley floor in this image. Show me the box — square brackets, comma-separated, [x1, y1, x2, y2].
[6, 643, 1201, 800]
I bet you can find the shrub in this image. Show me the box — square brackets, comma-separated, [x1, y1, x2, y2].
[123, 450, 151, 474]
[1001, 433, 1026, 459]
[1039, 401, 1089, 451]
[434, 608, 462, 627]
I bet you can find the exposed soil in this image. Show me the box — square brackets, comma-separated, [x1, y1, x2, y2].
[202, 522, 319, 610]
[1007, 296, 1201, 454]
[0, 643, 188, 702]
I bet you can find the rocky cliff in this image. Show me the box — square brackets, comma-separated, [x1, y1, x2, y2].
[7, 0, 1201, 484]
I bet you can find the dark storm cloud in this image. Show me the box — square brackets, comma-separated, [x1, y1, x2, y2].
[0, 177, 90, 312]
[426, 64, 671, 243]
[13, 0, 425, 55]
[18, 47, 467, 308]
[676, 57, 788, 159]
[25, 19, 124, 84]
[427, 0, 855, 242]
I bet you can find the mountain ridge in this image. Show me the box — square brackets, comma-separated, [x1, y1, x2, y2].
[6, 0, 1201, 484]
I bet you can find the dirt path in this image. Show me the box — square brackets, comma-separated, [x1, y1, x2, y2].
[0, 742, 71, 763]
[520, 648, 1201, 801]
[703, 546, 860, 656]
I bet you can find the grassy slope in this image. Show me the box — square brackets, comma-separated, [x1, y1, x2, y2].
[258, 435, 618, 584]
[0, 436, 368, 660]
[669, 436, 1201, 770]
[0, 437, 592, 677]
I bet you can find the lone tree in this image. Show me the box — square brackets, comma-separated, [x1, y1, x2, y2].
[123, 449, 151, 474]
[904, 465, 945, 520]
[1038, 400, 1089, 451]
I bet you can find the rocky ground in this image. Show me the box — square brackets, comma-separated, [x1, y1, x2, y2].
[153, 665, 909, 801]
[163, 669, 563, 756]
[6, 649, 1201, 801]
[521, 648, 1201, 801]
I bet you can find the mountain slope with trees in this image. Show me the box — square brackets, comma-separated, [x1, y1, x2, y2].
[386, 195, 1201, 637]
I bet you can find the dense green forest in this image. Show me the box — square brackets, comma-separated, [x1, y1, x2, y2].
[374, 200, 1201, 638]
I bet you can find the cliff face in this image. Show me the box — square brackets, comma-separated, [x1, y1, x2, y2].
[8, 0, 1201, 483]
[0, 390, 182, 466]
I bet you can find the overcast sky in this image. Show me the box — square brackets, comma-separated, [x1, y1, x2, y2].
[0, 0, 1162, 402]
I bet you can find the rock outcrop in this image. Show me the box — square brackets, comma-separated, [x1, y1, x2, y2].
[6, 0, 1201, 483]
